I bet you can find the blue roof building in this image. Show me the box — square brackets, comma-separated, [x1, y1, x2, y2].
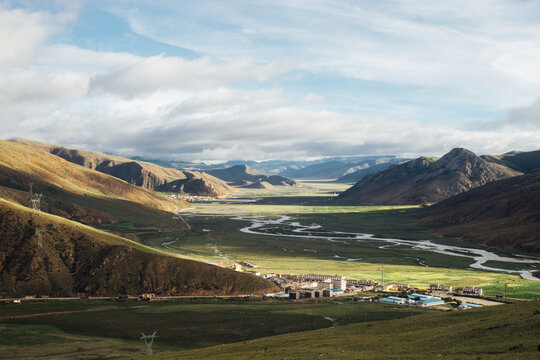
[380, 296, 406, 305]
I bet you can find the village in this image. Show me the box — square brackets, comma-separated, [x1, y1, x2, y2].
[228, 260, 494, 310]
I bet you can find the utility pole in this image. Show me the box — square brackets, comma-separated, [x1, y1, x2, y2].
[140, 331, 158, 356]
[381, 265, 385, 288]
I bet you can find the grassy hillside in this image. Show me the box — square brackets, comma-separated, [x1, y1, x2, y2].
[155, 300, 540, 359]
[0, 140, 184, 212]
[483, 149, 540, 173]
[12, 138, 233, 197]
[0, 198, 278, 297]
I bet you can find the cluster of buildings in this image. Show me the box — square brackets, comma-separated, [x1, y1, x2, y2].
[227, 264, 487, 304]
[429, 284, 483, 296]
[168, 194, 214, 202]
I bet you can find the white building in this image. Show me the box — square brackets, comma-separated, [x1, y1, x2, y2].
[332, 277, 347, 290]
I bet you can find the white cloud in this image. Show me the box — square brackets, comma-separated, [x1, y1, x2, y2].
[113, 0, 540, 108]
[6, 86, 538, 161]
[89, 55, 289, 97]
[0, 4, 75, 67]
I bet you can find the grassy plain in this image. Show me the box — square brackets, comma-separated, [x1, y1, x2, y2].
[154, 300, 540, 360]
[0, 299, 424, 359]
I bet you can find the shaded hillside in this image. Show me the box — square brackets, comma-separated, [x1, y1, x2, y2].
[207, 165, 300, 186]
[338, 148, 520, 205]
[0, 199, 278, 297]
[11, 139, 232, 198]
[483, 149, 540, 173]
[418, 170, 540, 253]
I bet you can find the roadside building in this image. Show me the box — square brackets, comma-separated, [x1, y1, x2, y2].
[380, 296, 406, 305]
[317, 280, 332, 290]
[141, 293, 156, 300]
[301, 290, 315, 299]
[289, 292, 300, 300]
[242, 260, 258, 268]
[229, 263, 242, 272]
[430, 284, 453, 293]
[332, 277, 347, 290]
[461, 287, 483, 296]
[322, 289, 333, 297]
[395, 283, 410, 291]
[459, 302, 483, 310]
[265, 292, 289, 299]
[407, 293, 444, 307]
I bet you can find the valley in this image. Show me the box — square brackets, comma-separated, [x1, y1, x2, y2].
[1, 143, 539, 359]
[102, 181, 540, 299]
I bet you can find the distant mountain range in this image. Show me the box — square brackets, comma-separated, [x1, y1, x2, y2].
[206, 164, 300, 187]
[138, 155, 408, 181]
[12, 139, 232, 198]
[338, 148, 522, 205]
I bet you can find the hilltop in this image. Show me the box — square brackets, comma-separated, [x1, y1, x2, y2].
[206, 164, 300, 187]
[0, 199, 278, 297]
[338, 148, 520, 205]
[418, 169, 540, 253]
[11, 139, 232, 198]
[482, 149, 540, 173]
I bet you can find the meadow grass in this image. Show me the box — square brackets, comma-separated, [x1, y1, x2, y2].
[152, 300, 540, 360]
[0, 299, 424, 357]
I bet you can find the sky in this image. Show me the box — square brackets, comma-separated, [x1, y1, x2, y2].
[1, 0, 540, 161]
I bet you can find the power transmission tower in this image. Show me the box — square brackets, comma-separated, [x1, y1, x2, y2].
[140, 331, 158, 356]
[31, 193, 42, 212]
[35, 228, 44, 248]
[381, 265, 385, 287]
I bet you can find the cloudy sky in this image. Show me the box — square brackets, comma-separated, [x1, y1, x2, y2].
[2, 0, 540, 161]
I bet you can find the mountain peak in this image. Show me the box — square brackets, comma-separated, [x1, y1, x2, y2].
[442, 147, 476, 159]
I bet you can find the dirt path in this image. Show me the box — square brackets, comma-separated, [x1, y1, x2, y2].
[1, 306, 116, 320]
